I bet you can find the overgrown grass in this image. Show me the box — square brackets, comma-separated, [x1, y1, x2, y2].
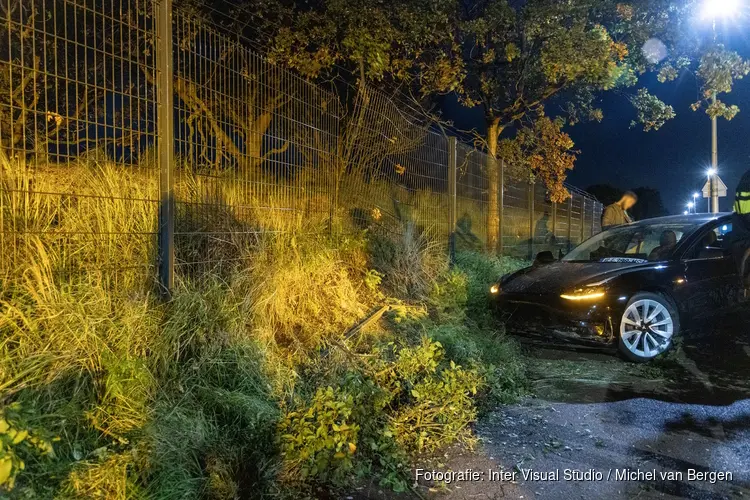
[0, 156, 528, 498]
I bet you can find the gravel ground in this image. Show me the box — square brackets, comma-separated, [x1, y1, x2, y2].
[468, 309, 750, 500]
[412, 310, 750, 500]
[348, 311, 750, 500]
[478, 397, 750, 499]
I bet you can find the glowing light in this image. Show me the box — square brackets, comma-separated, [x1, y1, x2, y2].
[560, 289, 606, 301]
[490, 284, 500, 294]
[701, 0, 741, 20]
[723, 225, 729, 231]
[693, 192, 700, 199]
[642, 38, 667, 64]
[707, 168, 717, 176]
[688, 202, 695, 209]
[684, 210, 689, 215]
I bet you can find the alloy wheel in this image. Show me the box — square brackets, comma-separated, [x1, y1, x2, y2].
[620, 299, 674, 359]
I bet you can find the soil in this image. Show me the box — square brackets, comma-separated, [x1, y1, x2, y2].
[346, 309, 750, 500]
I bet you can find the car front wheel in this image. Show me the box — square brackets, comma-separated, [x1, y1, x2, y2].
[618, 292, 679, 362]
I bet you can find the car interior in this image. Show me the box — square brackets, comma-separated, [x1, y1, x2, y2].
[688, 223, 733, 260]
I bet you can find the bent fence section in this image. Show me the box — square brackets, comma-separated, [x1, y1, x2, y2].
[0, 0, 602, 293]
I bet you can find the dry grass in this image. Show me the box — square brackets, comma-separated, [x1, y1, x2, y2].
[0, 152, 524, 498]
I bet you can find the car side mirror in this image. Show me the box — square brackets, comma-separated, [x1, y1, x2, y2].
[698, 247, 726, 260]
[534, 250, 556, 266]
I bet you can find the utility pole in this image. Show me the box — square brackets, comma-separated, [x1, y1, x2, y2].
[711, 93, 719, 213]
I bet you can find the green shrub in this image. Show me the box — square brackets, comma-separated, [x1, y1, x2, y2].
[428, 269, 469, 320]
[426, 324, 527, 408]
[386, 340, 483, 453]
[278, 387, 359, 485]
[0, 403, 56, 492]
[454, 252, 529, 324]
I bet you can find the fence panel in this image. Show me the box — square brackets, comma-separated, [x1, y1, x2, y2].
[0, 0, 606, 292]
[0, 0, 160, 292]
[171, 10, 342, 276]
[455, 142, 489, 251]
[502, 179, 530, 258]
[533, 182, 554, 257]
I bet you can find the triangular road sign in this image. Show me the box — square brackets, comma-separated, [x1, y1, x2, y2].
[702, 176, 728, 198]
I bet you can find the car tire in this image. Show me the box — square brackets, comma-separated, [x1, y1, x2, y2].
[617, 292, 680, 362]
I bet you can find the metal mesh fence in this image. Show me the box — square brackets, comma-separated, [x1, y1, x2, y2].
[0, 0, 160, 291]
[0, 0, 604, 293]
[171, 8, 342, 275]
[455, 141, 488, 252]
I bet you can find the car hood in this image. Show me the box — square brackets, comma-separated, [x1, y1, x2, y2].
[501, 261, 654, 295]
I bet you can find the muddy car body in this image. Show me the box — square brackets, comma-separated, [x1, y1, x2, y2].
[491, 213, 746, 361]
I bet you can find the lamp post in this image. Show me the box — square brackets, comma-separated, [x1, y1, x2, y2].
[687, 201, 695, 214]
[701, 0, 740, 213]
[693, 192, 700, 213]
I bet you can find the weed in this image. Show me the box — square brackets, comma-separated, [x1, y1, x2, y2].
[368, 222, 448, 299]
[278, 386, 359, 484]
[0, 156, 526, 497]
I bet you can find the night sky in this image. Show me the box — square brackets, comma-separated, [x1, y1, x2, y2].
[441, 14, 750, 215]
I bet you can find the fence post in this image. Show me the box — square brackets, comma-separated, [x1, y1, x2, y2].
[157, 0, 175, 298]
[552, 200, 557, 255]
[528, 182, 534, 260]
[498, 159, 504, 257]
[580, 196, 586, 243]
[448, 137, 457, 264]
[567, 195, 573, 253]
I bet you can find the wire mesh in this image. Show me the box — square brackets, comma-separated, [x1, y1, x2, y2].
[339, 89, 450, 243]
[0, 0, 160, 292]
[0, 0, 606, 291]
[171, 7, 342, 275]
[455, 141, 488, 251]
[501, 178, 529, 259]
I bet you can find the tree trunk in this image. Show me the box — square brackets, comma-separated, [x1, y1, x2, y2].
[486, 118, 502, 253]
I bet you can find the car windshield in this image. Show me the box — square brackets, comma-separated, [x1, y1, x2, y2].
[562, 222, 702, 263]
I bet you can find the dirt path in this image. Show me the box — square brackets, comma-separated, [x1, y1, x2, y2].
[346, 311, 750, 500]
[409, 310, 750, 500]
[478, 398, 750, 499]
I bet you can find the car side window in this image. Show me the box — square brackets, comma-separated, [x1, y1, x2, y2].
[685, 222, 733, 260]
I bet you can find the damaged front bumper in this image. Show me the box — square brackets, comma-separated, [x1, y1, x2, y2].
[492, 294, 623, 346]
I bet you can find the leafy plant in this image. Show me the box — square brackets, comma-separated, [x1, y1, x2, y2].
[278, 386, 359, 484]
[0, 403, 56, 491]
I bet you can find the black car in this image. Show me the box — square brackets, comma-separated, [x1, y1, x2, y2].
[491, 213, 747, 362]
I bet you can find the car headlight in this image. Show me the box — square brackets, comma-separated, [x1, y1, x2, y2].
[560, 287, 606, 301]
[490, 284, 500, 294]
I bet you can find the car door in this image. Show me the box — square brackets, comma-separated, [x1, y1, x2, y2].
[677, 222, 741, 318]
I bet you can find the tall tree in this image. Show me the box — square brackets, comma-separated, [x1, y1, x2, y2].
[630, 186, 669, 221]
[585, 184, 623, 206]
[254, 0, 744, 252]
[430, 0, 693, 251]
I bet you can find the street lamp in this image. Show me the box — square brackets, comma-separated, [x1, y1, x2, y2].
[684, 210, 690, 215]
[702, 0, 741, 214]
[693, 192, 700, 213]
[687, 201, 695, 214]
[701, 0, 740, 20]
